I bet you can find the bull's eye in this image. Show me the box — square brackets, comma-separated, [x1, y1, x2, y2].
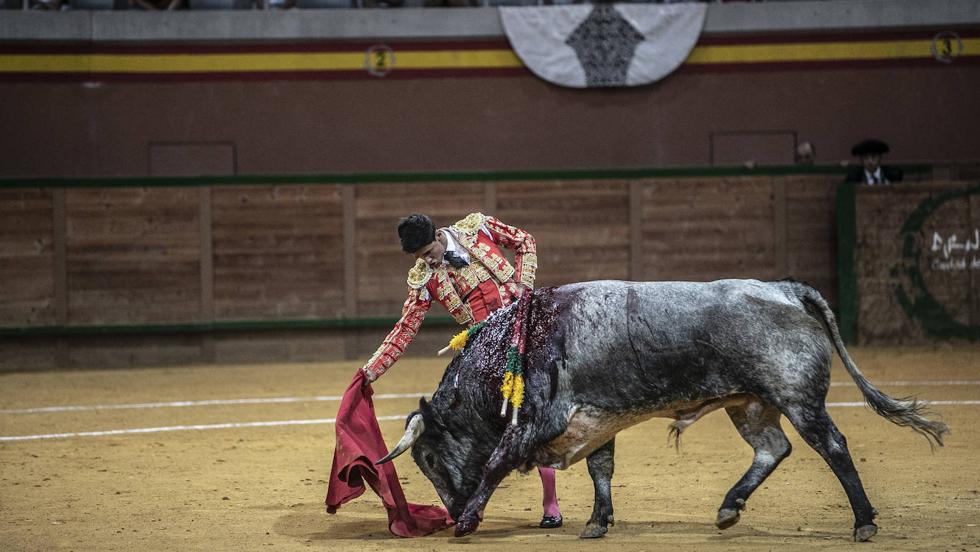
[424, 453, 435, 467]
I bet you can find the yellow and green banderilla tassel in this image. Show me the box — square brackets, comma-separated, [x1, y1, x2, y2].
[437, 321, 486, 357]
[499, 346, 524, 425]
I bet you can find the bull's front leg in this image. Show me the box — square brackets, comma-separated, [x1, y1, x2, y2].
[455, 430, 526, 537]
[581, 438, 615, 538]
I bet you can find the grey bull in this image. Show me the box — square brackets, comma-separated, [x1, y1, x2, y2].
[377, 279, 948, 541]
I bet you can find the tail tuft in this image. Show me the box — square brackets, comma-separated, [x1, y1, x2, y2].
[859, 387, 949, 449]
[784, 281, 951, 449]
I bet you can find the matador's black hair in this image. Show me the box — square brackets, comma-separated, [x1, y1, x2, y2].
[398, 214, 436, 253]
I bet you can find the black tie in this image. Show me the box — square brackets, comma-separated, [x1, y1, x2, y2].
[444, 250, 469, 269]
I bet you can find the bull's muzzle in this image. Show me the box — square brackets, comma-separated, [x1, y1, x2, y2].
[375, 413, 425, 465]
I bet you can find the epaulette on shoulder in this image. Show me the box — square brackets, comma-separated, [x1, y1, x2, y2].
[451, 212, 486, 235]
[407, 258, 433, 290]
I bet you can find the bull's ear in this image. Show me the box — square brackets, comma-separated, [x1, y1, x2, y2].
[418, 398, 441, 428]
[418, 397, 432, 421]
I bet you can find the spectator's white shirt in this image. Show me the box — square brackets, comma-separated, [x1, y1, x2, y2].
[864, 167, 885, 185]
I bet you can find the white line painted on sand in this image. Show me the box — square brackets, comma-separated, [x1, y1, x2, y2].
[0, 415, 407, 442]
[826, 400, 980, 408]
[829, 380, 980, 388]
[5, 381, 978, 416]
[0, 393, 428, 415]
[1, 401, 977, 443]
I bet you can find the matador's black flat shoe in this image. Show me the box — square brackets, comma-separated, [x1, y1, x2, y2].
[539, 515, 563, 529]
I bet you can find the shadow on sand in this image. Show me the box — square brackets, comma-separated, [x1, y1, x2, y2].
[276, 509, 843, 545]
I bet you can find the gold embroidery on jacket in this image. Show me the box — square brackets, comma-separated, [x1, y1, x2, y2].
[451, 212, 485, 235]
[452, 262, 491, 296]
[519, 252, 537, 288]
[472, 241, 515, 283]
[407, 258, 433, 290]
[449, 221, 516, 284]
[433, 268, 473, 326]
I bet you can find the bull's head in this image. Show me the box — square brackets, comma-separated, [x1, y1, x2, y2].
[376, 397, 492, 521]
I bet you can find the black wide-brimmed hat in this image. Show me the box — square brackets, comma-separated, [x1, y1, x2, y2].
[851, 139, 890, 156]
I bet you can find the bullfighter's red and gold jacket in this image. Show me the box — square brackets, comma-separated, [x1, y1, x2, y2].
[361, 213, 537, 381]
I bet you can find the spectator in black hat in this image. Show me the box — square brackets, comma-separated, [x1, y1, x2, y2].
[845, 139, 903, 185]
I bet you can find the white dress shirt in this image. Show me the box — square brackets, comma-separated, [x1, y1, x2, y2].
[418, 225, 494, 301]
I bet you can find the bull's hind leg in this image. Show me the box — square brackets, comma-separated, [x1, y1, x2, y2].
[784, 408, 878, 541]
[581, 438, 615, 538]
[716, 400, 792, 530]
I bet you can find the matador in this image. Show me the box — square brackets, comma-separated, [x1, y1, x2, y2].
[327, 212, 562, 532]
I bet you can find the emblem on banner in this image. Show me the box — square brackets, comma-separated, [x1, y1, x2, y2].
[500, 4, 707, 89]
[565, 5, 645, 87]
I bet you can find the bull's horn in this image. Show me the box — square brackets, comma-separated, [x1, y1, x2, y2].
[375, 413, 425, 465]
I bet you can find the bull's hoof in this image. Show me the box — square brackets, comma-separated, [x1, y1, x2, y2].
[853, 524, 878, 542]
[454, 515, 480, 537]
[716, 498, 745, 530]
[715, 508, 740, 530]
[579, 523, 608, 539]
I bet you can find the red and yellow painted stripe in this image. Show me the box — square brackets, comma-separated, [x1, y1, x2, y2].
[0, 31, 977, 81]
[686, 31, 980, 70]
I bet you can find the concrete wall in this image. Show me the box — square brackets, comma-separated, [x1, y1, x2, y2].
[3, 0, 979, 41]
[2, 64, 977, 177]
[2, 0, 978, 178]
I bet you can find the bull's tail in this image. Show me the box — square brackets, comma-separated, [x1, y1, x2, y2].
[783, 281, 949, 448]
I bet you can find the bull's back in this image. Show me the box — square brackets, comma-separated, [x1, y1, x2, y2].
[551, 279, 830, 411]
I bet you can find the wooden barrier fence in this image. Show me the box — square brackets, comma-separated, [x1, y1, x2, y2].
[1, 167, 927, 370]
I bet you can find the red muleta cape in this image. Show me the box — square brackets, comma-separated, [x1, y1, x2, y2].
[325, 370, 454, 537]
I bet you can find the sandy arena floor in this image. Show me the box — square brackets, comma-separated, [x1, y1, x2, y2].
[1, 345, 979, 551]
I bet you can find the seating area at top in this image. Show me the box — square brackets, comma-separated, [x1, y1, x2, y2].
[9, 0, 734, 11]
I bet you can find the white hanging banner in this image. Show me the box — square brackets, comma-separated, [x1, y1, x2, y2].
[500, 3, 708, 89]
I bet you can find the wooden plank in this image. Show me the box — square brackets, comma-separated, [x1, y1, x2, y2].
[199, 187, 214, 363]
[772, 178, 787, 278]
[497, 180, 630, 286]
[0, 189, 56, 327]
[639, 177, 776, 282]
[54, 188, 69, 368]
[68, 334, 204, 369]
[211, 185, 345, 320]
[483, 182, 497, 215]
[214, 329, 348, 364]
[199, 187, 213, 322]
[0, 338, 58, 371]
[343, 186, 357, 318]
[53, 189, 67, 325]
[972, 193, 979, 328]
[630, 181, 642, 281]
[784, 175, 839, 305]
[343, 185, 358, 360]
[66, 188, 202, 325]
